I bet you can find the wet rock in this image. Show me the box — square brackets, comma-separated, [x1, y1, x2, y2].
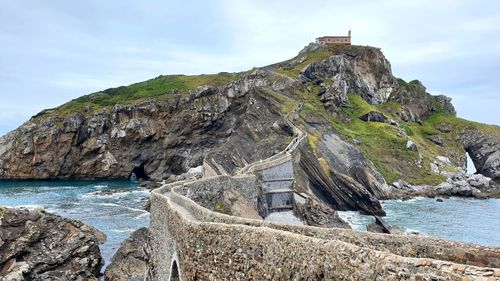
[436, 198, 444, 202]
[359, 111, 388, 123]
[92, 189, 129, 196]
[367, 216, 392, 234]
[0, 207, 104, 281]
[139, 181, 161, 190]
[104, 228, 150, 281]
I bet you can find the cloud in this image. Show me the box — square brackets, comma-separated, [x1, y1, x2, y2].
[0, 0, 499, 136]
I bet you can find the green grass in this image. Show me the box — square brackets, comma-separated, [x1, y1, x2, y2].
[214, 201, 232, 215]
[259, 88, 299, 116]
[272, 45, 364, 78]
[330, 95, 450, 185]
[54, 73, 242, 115]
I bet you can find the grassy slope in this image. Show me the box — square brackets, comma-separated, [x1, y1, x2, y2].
[38, 44, 499, 185]
[268, 45, 499, 185]
[53, 73, 242, 115]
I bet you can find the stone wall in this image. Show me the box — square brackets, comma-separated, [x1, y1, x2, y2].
[148, 186, 500, 280]
[148, 107, 500, 280]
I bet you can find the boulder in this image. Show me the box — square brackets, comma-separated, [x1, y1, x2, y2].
[0, 207, 104, 281]
[438, 124, 452, 133]
[104, 228, 150, 281]
[406, 140, 418, 151]
[466, 174, 491, 191]
[359, 111, 388, 123]
[427, 135, 444, 146]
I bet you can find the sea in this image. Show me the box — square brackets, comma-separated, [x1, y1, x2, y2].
[0, 180, 499, 271]
[338, 196, 500, 247]
[0, 180, 150, 268]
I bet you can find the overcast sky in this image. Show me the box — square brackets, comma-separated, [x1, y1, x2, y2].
[1, 0, 499, 135]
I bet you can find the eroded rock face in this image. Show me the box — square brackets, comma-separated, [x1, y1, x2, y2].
[300, 46, 397, 112]
[359, 111, 388, 123]
[0, 70, 295, 181]
[293, 197, 350, 228]
[390, 80, 456, 123]
[459, 127, 500, 184]
[294, 142, 386, 216]
[0, 207, 104, 281]
[104, 228, 150, 281]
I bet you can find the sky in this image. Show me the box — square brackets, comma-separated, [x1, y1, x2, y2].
[1, 0, 499, 136]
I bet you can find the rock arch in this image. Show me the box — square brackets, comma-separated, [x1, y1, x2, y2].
[459, 127, 500, 184]
[169, 260, 180, 281]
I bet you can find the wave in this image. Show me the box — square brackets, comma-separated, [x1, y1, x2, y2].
[96, 202, 148, 214]
[111, 228, 137, 233]
[134, 212, 150, 219]
[81, 189, 150, 199]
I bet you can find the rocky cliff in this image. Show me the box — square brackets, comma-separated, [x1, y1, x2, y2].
[0, 207, 104, 281]
[1, 43, 499, 215]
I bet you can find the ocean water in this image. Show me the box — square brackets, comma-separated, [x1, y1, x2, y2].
[340, 197, 500, 247]
[0, 180, 150, 267]
[382, 197, 500, 246]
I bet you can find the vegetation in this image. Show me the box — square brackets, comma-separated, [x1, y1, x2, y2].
[54, 72, 242, 115]
[214, 201, 232, 215]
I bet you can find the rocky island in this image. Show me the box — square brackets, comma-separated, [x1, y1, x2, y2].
[1, 43, 499, 280]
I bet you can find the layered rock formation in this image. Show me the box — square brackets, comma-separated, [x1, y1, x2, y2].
[0, 207, 104, 281]
[0, 71, 295, 181]
[104, 228, 150, 281]
[0, 42, 499, 215]
[299, 45, 397, 112]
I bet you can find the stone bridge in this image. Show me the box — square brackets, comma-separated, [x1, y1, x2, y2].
[148, 108, 500, 280]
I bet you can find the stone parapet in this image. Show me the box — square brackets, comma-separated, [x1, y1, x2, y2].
[149, 186, 500, 280]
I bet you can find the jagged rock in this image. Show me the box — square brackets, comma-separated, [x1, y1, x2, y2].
[316, 133, 390, 200]
[434, 95, 457, 116]
[427, 135, 444, 146]
[0, 70, 297, 181]
[438, 124, 452, 133]
[295, 142, 386, 216]
[299, 46, 397, 112]
[458, 127, 500, 184]
[367, 216, 392, 234]
[0, 207, 104, 281]
[293, 197, 350, 229]
[390, 80, 456, 122]
[359, 111, 388, 123]
[104, 228, 150, 281]
[466, 174, 491, 190]
[406, 140, 418, 151]
[388, 119, 398, 126]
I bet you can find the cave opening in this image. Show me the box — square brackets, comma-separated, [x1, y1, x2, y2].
[130, 163, 149, 181]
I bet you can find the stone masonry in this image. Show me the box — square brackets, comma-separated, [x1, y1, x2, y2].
[148, 105, 500, 281]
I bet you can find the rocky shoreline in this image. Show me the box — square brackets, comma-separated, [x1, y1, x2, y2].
[389, 172, 499, 201]
[0, 207, 105, 281]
